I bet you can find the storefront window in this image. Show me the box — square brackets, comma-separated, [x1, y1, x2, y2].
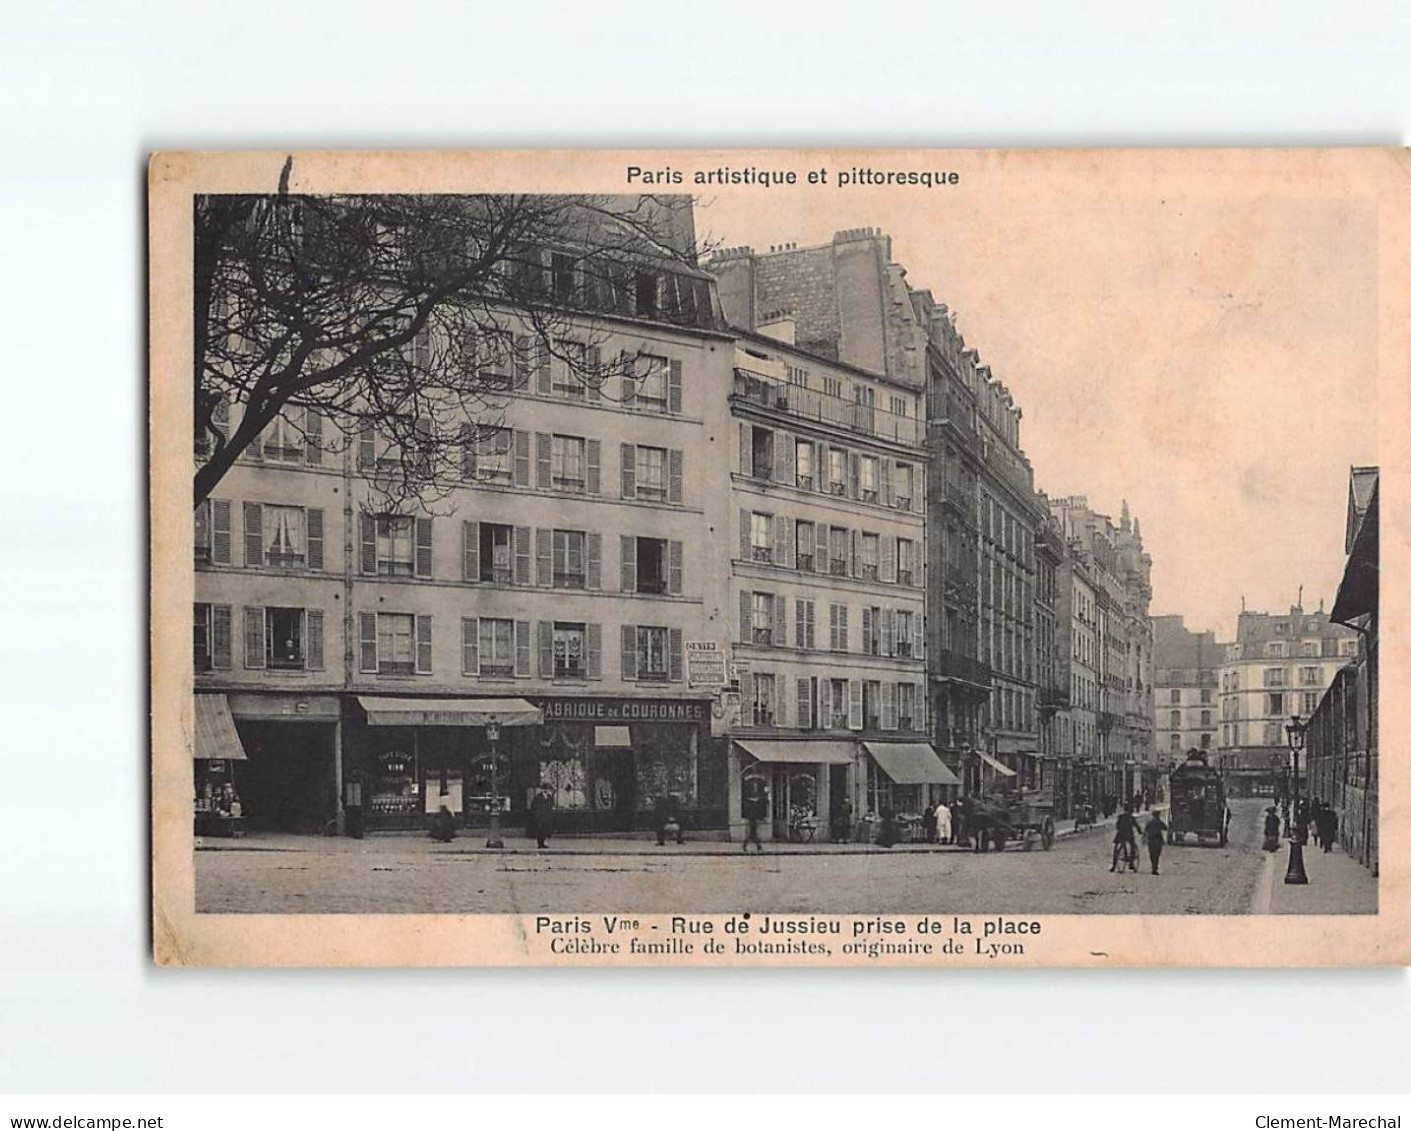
[634, 723, 696, 807]
[540, 724, 591, 810]
[370, 747, 419, 816]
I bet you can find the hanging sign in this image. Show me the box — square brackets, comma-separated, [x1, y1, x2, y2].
[685, 640, 727, 690]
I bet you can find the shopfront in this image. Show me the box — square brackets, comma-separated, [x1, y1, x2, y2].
[193, 693, 249, 836]
[733, 739, 856, 842]
[864, 741, 960, 822]
[225, 692, 341, 834]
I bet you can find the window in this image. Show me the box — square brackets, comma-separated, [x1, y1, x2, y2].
[829, 678, 849, 728]
[1266, 641, 1286, 657]
[476, 332, 516, 386]
[635, 354, 669, 412]
[1199, 733, 1212, 750]
[376, 516, 414, 576]
[1170, 710, 1181, 728]
[751, 428, 775, 479]
[823, 375, 843, 399]
[889, 395, 909, 417]
[1300, 666, 1321, 686]
[261, 411, 307, 463]
[1230, 671, 1240, 690]
[553, 340, 588, 399]
[795, 598, 816, 649]
[1266, 692, 1285, 716]
[636, 445, 667, 500]
[795, 520, 815, 572]
[1200, 688, 1212, 704]
[551, 434, 586, 492]
[863, 681, 881, 730]
[893, 463, 913, 508]
[896, 610, 915, 657]
[1301, 640, 1319, 657]
[863, 607, 882, 655]
[795, 439, 814, 489]
[752, 673, 776, 726]
[897, 539, 915, 586]
[634, 271, 660, 318]
[553, 622, 586, 678]
[1339, 638, 1357, 656]
[1300, 691, 1318, 714]
[1169, 733, 1180, 751]
[1265, 722, 1282, 745]
[860, 533, 879, 580]
[195, 501, 211, 563]
[478, 617, 515, 677]
[266, 607, 305, 670]
[635, 537, 667, 594]
[637, 625, 669, 681]
[787, 363, 810, 388]
[261, 505, 307, 569]
[829, 603, 849, 651]
[552, 529, 587, 589]
[194, 604, 212, 671]
[1171, 688, 1182, 705]
[479, 523, 513, 583]
[551, 253, 577, 303]
[471, 427, 513, 482]
[751, 512, 773, 563]
[752, 593, 775, 645]
[379, 613, 416, 675]
[860, 456, 879, 503]
[1263, 667, 1286, 688]
[1200, 710, 1212, 727]
[828, 448, 847, 495]
[897, 683, 916, 730]
[828, 526, 848, 576]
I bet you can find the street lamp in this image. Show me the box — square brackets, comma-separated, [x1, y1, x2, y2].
[485, 718, 504, 850]
[1283, 714, 1309, 885]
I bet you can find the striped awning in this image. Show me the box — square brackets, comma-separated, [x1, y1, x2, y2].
[865, 742, 960, 786]
[194, 694, 248, 761]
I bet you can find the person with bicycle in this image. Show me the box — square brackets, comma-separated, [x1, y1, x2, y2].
[1110, 803, 1140, 872]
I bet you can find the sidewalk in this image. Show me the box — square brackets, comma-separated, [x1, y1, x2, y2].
[1258, 840, 1378, 915]
[196, 804, 1166, 857]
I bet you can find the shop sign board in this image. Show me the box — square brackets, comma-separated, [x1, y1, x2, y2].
[685, 640, 727, 690]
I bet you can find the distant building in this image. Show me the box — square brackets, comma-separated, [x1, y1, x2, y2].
[1152, 614, 1222, 758]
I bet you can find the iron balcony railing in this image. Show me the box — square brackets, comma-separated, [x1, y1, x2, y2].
[732, 370, 921, 446]
[933, 648, 992, 688]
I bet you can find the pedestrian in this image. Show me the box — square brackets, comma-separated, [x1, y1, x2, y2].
[1309, 800, 1324, 848]
[655, 792, 684, 847]
[832, 797, 853, 844]
[1262, 806, 1281, 852]
[1143, 811, 1168, 875]
[741, 776, 767, 852]
[428, 792, 456, 843]
[953, 796, 969, 847]
[530, 784, 554, 849]
[1110, 804, 1139, 872]
[935, 800, 952, 845]
[921, 804, 937, 844]
[876, 807, 898, 849]
[1320, 806, 1338, 853]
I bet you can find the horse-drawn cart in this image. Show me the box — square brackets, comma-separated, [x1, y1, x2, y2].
[966, 790, 1056, 851]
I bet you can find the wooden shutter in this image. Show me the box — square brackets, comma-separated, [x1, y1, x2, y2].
[536, 340, 551, 394]
[535, 528, 552, 587]
[586, 440, 601, 495]
[739, 509, 751, 561]
[914, 478, 925, 514]
[538, 621, 554, 678]
[883, 682, 897, 731]
[513, 525, 531, 585]
[358, 424, 375, 471]
[620, 443, 636, 499]
[668, 449, 683, 503]
[773, 430, 792, 483]
[620, 534, 637, 592]
[829, 604, 839, 651]
[881, 535, 896, 582]
[815, 441, 826, 492]
[587, 532, 602, 590]
[773, 594, 787, 647]
[775, 678, 788, 728]
[668, 627, 684, 682]
[515, 335, 532, 388]
[359, 612, 378, 672]
[535, 433, 552, 488]
[667, 359, 683, 413]
[360, 513, 376, 574]
[806, 600, 816, 649]
[740, 590, 752, 641]
[819, 679, 832, 730]
[306, 508, 324, 571]
[414, 518, 433, 578]
[243, 606, 265, 669]
[668, 540, 683, 595]
[304, 410, 323, 466]
[862, 608, 873, 655]
[621, 624, 638, 680]
[849, 452, 861, 499]
[243, 502, 262, 567]
[915, 684, 927, 732]
[415, 615, 432, 674]
[587, 346, 602, 402]
[795, 599, 807, 649]
[882, 609, 896, 656]
[797, 678, 813, 730]
[210, 605, 232, 670]
[210, 499, 232, 565]
[586, 623, 602, 679]
[839, 605, 849, 651]
[851, 529, 861, 577]
[775, 515, 792, 568]
[815, 527, 828, 574]
[621, 351, 636, 407]
[513, 430, 530, 486]
[738, 423, 751, 475]
[849, 679, 863, 730]
[797, 521, 813, 569]
[461, 618, 479, 675]
[306, 610, 325, 671]
[463, 521, 480, 582]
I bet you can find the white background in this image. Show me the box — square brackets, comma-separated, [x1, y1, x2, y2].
[2, 0, 1409, 1095]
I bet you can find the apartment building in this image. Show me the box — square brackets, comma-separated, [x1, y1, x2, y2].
[1151, 614, 1221, 758]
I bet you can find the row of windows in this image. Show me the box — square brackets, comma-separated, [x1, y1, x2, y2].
[1168, 732, 1214, 751]
[738, 592, 922, 659]
[738, 424, 923, 513]
[1165, 688, 1215, 706]
[1220, 691, 1322, 720]
[740, 510, 919, 586]
[1169, 709, 1215, 728]
[747, 674, 926, 733]
[194, 603, 687, 683]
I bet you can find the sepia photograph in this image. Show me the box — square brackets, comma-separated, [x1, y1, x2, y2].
[150, 148, 1405, 965]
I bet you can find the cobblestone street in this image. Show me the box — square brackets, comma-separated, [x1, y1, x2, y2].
[195, 799, 1376, 916]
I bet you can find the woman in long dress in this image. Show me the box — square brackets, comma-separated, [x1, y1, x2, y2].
[1262, 806, 1281, 852]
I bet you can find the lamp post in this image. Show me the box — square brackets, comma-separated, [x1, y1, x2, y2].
[1284, 714, 1308, 885]
[485, 718, 504, 850]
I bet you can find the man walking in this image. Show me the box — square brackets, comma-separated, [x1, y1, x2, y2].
[741, 776, 767, 852]
[934, 800, 952, 846]
[530, 784, 554, 850]
[1143, 810, 1168, 875]
[1110, 804, 1139, 872]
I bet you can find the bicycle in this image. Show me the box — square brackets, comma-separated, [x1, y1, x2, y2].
[1110, 837, 1139, 873]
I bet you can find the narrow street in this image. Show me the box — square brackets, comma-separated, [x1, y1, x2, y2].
[195, 799, 1374, 916]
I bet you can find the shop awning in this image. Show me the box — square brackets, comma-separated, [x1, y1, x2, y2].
[864, 742, 960, 786]
[357, 697, 543, 728]
[595, 726, 633, 748]
[977, 750, 1017, 778]
[193, 694, 248, 761]
[736, 739, 856, 766]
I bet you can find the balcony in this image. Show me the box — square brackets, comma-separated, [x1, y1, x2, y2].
[933, 648, 992, 689]
[1097, 711, 1121, 733]
[1039, 687, 1070, 711]
[732, 369, 920, 446]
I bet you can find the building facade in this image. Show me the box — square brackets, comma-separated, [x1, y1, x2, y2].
[1151, 614, 1221, 758]
[194, 204, 738, 836]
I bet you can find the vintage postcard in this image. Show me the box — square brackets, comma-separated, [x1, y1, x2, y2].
[150, 148, 1408, 966]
